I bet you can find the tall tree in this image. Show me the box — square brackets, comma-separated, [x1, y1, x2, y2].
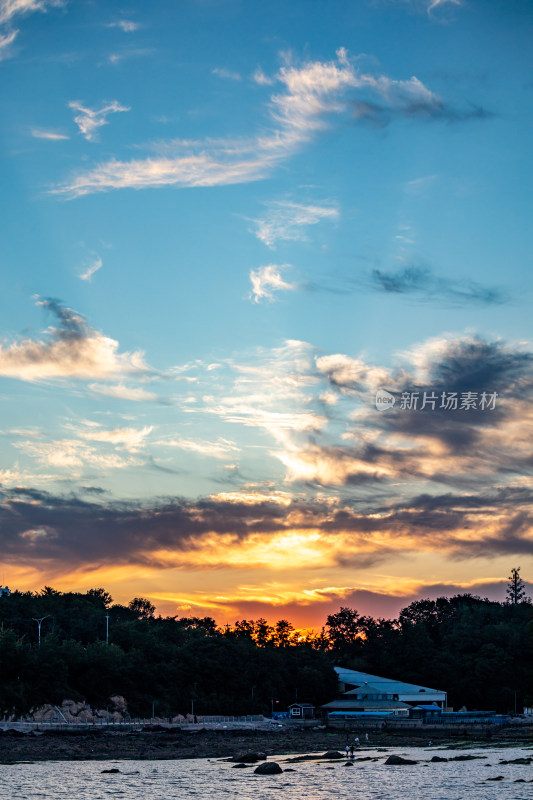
[506, 567, 528, 605]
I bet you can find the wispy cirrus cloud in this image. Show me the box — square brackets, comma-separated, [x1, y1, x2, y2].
[0, 297, 149, 381]
[106, 19, 140, 33]
[427, 0, 462, 14]
[0, 0, 64, 60]
[253, 67, 274, 86]
[249, 264, 298, 303]
[0, 28, 17, 58]
[69, 100, 130, 142]
[52, 48, 488, 198]
[31, 128, 69, 140]
[212, 66, 241, 81]
[0, 0, 63, 26]
[13, 438, 141, 471]
[385, 0, 464, 16]
[158, 437, 240, 459]
[89, 382, 159, 403]
[78, 255, 102, 282]
[249, 199, 339, 247]
[76, 424, 153, 453]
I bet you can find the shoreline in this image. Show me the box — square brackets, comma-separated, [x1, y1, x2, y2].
[1, 725, 531, 763]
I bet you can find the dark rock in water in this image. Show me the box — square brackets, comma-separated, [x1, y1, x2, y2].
[384, 755, 418, 765]
[430, 756, 448, 762]
[284, 768, 296, 772]
[500, 757, 532, 765]
[343, 761, 354, 767]
[322, 750, 343, 759]
[101, 768, 121, 774]
[450, 754, 485, 761]
[254, 762, 283, 775]
[514, 779, 526, 783]
[231, 751, 267, 763]
[232, 763, 250, 768]
[486, 776, 504, 781]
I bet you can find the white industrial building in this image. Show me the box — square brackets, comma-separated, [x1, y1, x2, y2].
[321, 666, 447, 717]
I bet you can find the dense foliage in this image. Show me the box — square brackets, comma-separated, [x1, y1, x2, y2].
[0, 586, 531, 717]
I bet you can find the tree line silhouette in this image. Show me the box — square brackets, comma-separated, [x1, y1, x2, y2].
[0, 575, 531, 718]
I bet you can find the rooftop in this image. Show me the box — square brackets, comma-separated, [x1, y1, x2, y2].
[334, 667, 446, 698]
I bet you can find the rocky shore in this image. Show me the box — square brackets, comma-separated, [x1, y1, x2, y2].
[1, 724, 531, 763]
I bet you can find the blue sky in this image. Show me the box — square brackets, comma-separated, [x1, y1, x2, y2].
[0, 0, 532, 625]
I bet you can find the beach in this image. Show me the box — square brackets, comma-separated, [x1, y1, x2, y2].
[1, 723, 531, 763]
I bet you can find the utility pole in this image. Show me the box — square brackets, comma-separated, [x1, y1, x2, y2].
[105, 614, 109, 644]
[32, 616, 49, 647]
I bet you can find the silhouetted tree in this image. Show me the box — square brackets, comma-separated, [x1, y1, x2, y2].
[506, 567, 528, 605]
[128, 597, 156, 619]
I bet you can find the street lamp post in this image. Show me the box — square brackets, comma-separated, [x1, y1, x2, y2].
[32, 616, 49, 647]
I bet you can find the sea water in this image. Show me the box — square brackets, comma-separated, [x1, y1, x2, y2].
[0, 745, 531, 800]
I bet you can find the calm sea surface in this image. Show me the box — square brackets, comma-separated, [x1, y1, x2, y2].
[1, 745, 531, 800]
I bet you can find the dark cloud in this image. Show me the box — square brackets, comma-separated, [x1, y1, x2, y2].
[144, 456, 185, 475]
[1, 478, 531, 571]
[0, 296, 150, 381]
[416, 338, 532, 392]
[370, 265, 508, 306]
[37, 297, 88, 340]
[304, 265, 509, 307]
[353, 99, 493, 127]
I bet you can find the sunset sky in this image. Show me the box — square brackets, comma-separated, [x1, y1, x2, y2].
[0, 0, 532, 628]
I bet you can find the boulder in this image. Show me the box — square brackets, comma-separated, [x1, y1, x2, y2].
[254, 762, 283, 775]
[430, 756, 448, 762]
[384, 755, 418, 765]
[101, 768, 121, 774]
[450, 755, 485, 761]
[322, 750, 344, 759]
[231, 751, 266, 763]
